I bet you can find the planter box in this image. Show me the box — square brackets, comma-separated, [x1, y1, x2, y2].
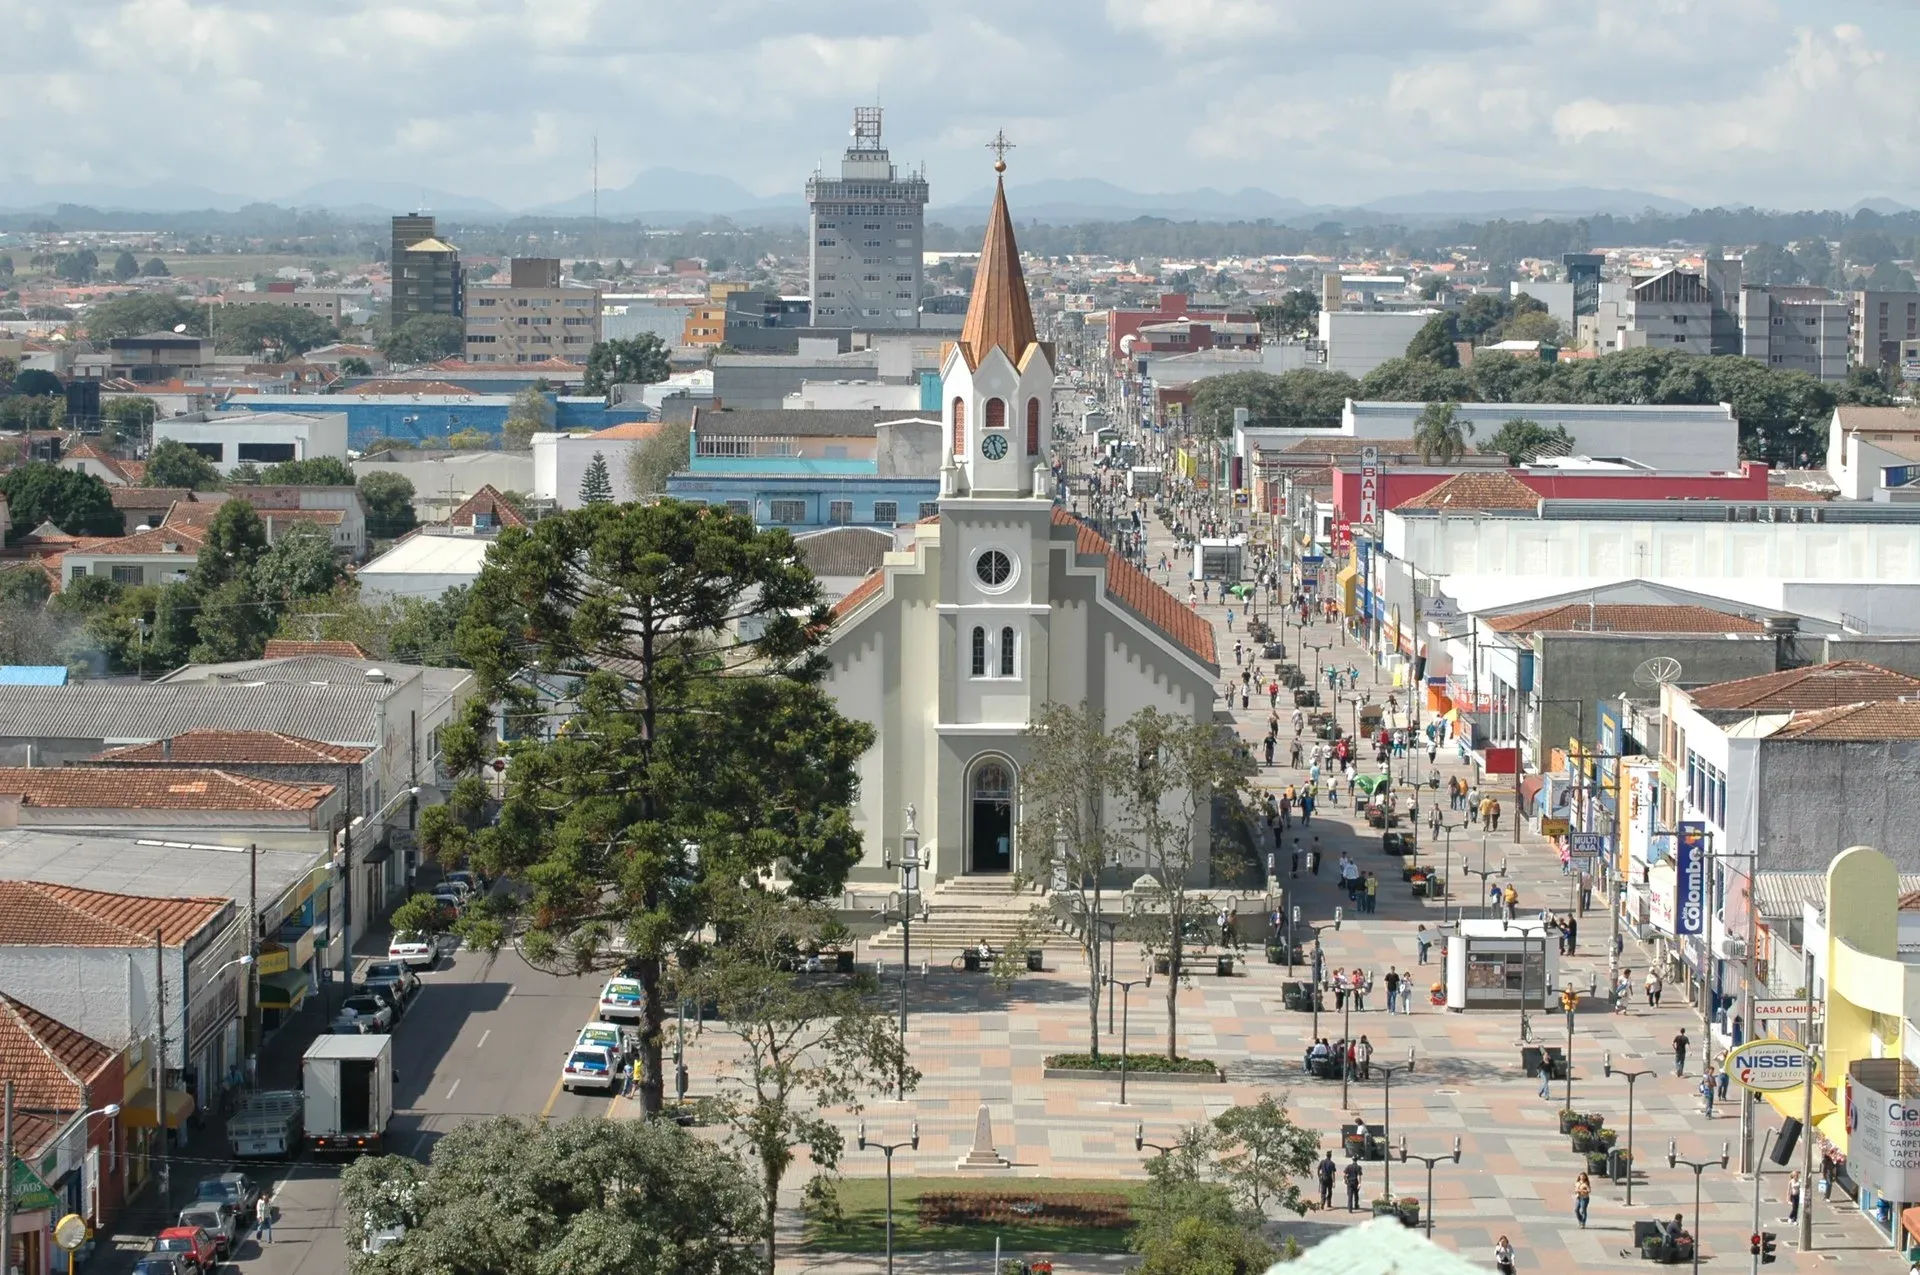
[1396, 1204, 1421, 1228]
[1025, 950, 1044, 972]
[1559, 1111, 1580, 1134]
[834, 950, 855, 973]
[1041, 1065, 1225, 1084]
[1370, 1202, 1400, 1219]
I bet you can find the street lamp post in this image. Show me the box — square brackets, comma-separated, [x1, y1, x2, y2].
[1462, 842, 1506, 921]
[857, 1120, 920, 1275]
[1135, 1123, 1197, 1158]
[881, 816, 930, 1102]
[1604, 1053, 1657, 1204]
[1397, 1136, 1461, 1237]
[1668, 1141, 1730, 1275]
[1432, 819, 1468, 924]
[1105, 973, 1152, 1105]
[1372, 1049, 1416, 1200]
[1094, 916, 1123, 1032]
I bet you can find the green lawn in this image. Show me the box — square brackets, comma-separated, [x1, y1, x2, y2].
[805, 1176, 1145, 1254]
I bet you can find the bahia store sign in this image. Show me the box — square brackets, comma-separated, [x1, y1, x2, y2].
[1847, 1060, 1920, 1203]
[1722, 1039, 1810, 1093]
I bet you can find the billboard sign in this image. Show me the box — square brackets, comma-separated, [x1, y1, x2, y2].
[1722, 1039, 1812, 1093]
[1847, 1063, 1920, 1202]
[1359, 445, 1380, 525]
[1676, 821, 1707, 936]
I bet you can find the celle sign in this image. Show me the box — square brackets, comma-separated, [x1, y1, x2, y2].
[1722, 1039, 1812, 1093]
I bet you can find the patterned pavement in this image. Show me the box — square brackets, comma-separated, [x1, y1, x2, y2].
[756, 492, 1905, 1273]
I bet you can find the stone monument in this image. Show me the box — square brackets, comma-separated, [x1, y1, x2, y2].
[957, 1102, 1009, 1168]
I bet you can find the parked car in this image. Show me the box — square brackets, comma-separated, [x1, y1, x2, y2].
[177, 1203, 238, 1257]
[575, 1021, 628, 1065]
[388, 933, 437, 969]
[430, 886, 466, 916]
[596, 978, 644, 1024]
[330, 1015, 376, 1035]
[337, 996, 394, 1033]
[363, 1225, 407, 1255]
[561, 1043, 619, 1093]
[195, 1171, 263, 1217]
[356, 982, 405, 1021]
[360, 961, 421, 999]
[133, 1255, 189, 1275]
[152, 1228, 217, 1273]
[443, 869, 486, 895]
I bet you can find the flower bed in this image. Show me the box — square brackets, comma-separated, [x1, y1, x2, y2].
[1042, 1053, 1220, 1075]
[919, 1193, 1132, 1229]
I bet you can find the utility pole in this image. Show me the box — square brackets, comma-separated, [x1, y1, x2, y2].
[1798, 949, 1816, 1252]
[4, 1080, 14, 1275]
[247, 843, 258, 1079]
[153, 927, 169, 1202]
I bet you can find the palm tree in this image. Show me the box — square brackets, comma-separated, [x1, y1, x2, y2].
[1413, 401, 1474, 465]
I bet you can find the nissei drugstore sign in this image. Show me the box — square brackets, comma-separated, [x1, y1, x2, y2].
[1722, 1039, 1811, 1093]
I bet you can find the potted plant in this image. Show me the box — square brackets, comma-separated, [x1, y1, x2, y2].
[1597, 1128, 1618, 1150]
[1585, 1150, 1612, 1175]
[1569, 1124, 1595, 1153]
[1396, 1197, 1421, 1228]
[1560, 1109, 1582, 1134]
[816, 920, 856, 973]
[1371, 1197, 1399, 1219]
[1346, 1134, 1370, 1159]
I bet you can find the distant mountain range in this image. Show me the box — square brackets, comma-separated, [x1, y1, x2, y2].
[0, 171, 1912, 225]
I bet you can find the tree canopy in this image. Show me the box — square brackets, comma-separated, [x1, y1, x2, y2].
[1187, 369, 1360, 437]
[144, 439, 224, 490]
[212, 302, 339, 356]
[341, 1115, 764, 1275]
[1413, 401, 1474, 465]
[262, 456, 355, 486]
[0, 464, 122, 542]
[358, 472, 418, 539]
[1484, 417, 1572, 464]
[583, 334, 672, 394]
[85, 293, 203, 342]
[1404, 313, 1461, 367]
[380, 314, 464, 364]
[578, 452, 614, 504]
[625, 423, 690, 498]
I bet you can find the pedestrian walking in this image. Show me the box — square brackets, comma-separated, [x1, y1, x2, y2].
[1343, 1158, 1363, 1212]
[1646, 970, 1663, 1008]
[1538, 1056, 1553, 1099]
[1384, 967, 1401, 1010]
[1416, 925, 1431, 965]
[256, 1193, 274, 1244]
[1401, 980, 1416, 1014]
[1358, 1034, 1374, 1080]
[1786, 1170, 1802, 1223]
[1318, 1153, 1337, 1209]
[1673, 1027, 1690, 1077]
[1493, 1236, 1517, 1275]
[1352, 969, 1369, 1013]
[1573, 1171, 1591, 1229]
[1699, 1072, 1716, 1117]
[1364, 872, 1379, 914]
[1564, 914, 1578, 954]
[1333, 967, 1349, 1011]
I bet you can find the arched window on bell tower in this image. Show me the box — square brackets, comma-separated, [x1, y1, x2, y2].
[952, 397, 967, 456]
[985, 398, 1006, 431]
[1026, 397, 1041, 455]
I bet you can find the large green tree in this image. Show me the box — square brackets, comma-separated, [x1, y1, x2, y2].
[340, 1116, 763, 1275]
[421, 502, 870, 1116]
[1412, 401, 1474, 465]
[143, 439, 224, 490]
[625, 423, 690, 498]
[211, 303, 339, 356]
[1251, 289, 1319, 339]
[380, 314, 465, 364]
[85, 293, 202, 341]
[502, 386, 555, 449]
[261, 456, 355, 486]
[1, 464, 122, 542]
[1187, 369, 1360, 437]
[1405, 312, 1461, 366]
[1484, 417, 1572, 464]
[100, 396, 159, 449]
[358, 472, 418, 539]
[583, 334, 672, 394]
[578, 452, 614, 504]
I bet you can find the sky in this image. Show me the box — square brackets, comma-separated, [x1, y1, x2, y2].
[4, 0, 1920, 211]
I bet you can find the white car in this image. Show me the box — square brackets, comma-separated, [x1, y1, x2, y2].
[596, 978, 644, 1024]
[561, 1043, 619, 1093]
[575, 1021, 628, 1064]
[388, 933, 436, 969]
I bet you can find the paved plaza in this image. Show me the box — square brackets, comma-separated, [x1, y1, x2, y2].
[785, 482, 1907, 1273]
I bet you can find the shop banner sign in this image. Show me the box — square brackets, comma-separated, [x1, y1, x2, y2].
[1676, 821, 1707, 936]
[1722, 1039, 1811, 1093]
[1847, 1067, 1920, 1202]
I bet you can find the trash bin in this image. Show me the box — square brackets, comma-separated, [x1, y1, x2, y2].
[1215, 954, 1234, 977]
[1025, 949, 1044, 972]
[963, 952, 981, 972]
[1521, 1045, 1544, 1077]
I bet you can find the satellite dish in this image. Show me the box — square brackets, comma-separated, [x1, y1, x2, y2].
[1633, 656, 1683, 691]
[172, 323, 187, 333]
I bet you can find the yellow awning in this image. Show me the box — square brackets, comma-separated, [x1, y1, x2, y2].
[1764, 1084, 1845, 1153]
[121, 1087, 195, 1129]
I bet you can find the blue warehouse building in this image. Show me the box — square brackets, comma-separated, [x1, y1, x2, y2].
[221, 394, 650, 449]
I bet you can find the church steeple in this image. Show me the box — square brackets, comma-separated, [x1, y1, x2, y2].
[958, 167, 1038, 370]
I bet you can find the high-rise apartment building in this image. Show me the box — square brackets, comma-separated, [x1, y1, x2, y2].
[465, 257, 601, 364]
[1851, 291, 1920, 371]
[390, 214, 464, 322]
[806, 107, 928, 329]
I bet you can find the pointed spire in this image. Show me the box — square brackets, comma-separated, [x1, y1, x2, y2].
[959, 175, 1037, 369]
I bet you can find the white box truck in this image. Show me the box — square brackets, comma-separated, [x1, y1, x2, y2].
[226, 1089, 304, 1158]
[303, 1034, 393, 1154]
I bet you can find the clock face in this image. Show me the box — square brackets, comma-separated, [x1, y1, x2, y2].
[981, 432, 1009, 460]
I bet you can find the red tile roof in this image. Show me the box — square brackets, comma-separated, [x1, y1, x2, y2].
[1488, 604, 1765, 635]
[92, 729, 370, 765]
[831, 570, 886, 619]
[1052, 507, 1217, 667]
[261, 640, 371, 659]
[64, 525, 206, 557]
[111, 486, 194, 510]
[592, 421, 666, 441]
[1395, 470, 1542, 511]
[0, 993, 117, 1154]
[0, 881, 228, 947]
[1687, 661, 1920, 711]
[448, 484, 527, 529]
[0, 767, 334, 811]
[1771, 701, 1920, 740]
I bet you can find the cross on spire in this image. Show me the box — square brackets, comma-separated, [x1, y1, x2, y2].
[986, 129, 1015, 172]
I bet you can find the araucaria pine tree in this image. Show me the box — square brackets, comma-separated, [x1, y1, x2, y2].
[578, 451, 615, 504]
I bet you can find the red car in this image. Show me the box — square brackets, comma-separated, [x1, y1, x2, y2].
[153, 1227, 217, 1273]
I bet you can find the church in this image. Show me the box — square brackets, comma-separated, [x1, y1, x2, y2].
[824, 163, 1221, 887]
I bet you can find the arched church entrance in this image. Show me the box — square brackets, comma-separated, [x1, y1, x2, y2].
[967, 757, 1015, 873]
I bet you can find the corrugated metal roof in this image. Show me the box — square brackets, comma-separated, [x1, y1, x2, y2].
[0, 683, 390, 745]
[1755, 870, 1920, 920]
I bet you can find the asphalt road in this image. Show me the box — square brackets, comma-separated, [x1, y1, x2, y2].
[196, 944, 610, 1275]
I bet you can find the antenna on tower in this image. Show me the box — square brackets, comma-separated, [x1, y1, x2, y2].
[591, 132, 600, 264]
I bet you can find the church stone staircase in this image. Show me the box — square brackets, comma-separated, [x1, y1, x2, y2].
[866, 875, 1060, 954]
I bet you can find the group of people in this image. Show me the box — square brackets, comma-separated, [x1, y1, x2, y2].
[1304, 1035, 1371, 1078]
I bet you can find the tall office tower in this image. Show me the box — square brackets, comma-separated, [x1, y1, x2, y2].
[390, 213, 464, 322]
[806, 107, 928, 329]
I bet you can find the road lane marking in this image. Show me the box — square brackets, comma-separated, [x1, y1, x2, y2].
[476, 1029, 490, 1049]
[538, 1073, 565, 1122]
[408, 1131, 431, 1159]
[444, 1078, 460, 1101]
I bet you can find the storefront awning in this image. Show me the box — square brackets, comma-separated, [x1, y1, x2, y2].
[258, 968, 310, 1011]
[121, 1087, 194, 1130]
[1764, 1084, 1845, 1153]
[1903, 1206, 1920, 1246]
